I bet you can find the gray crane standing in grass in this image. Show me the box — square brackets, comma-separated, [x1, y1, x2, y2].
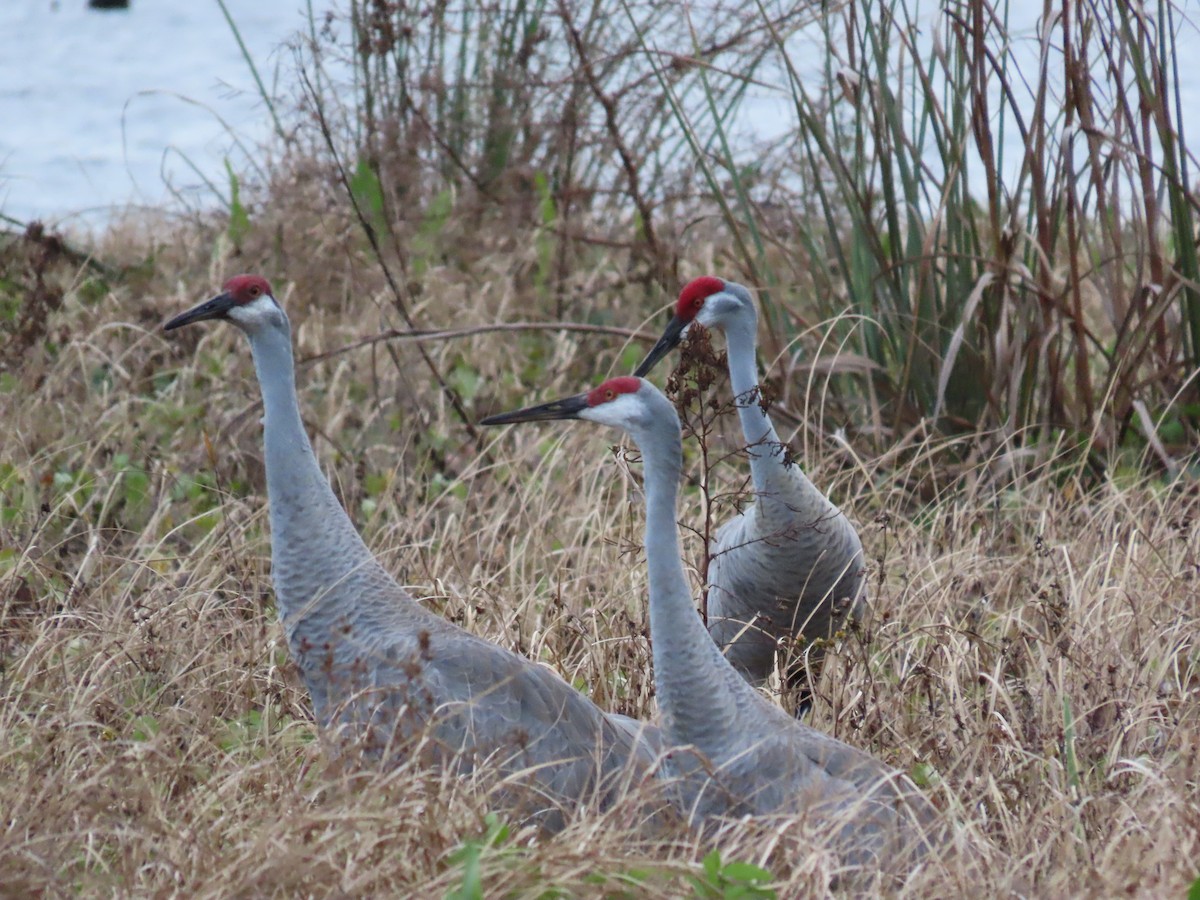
[164, 275, 665, 830]
[482, 377, 934, 865]
[634, 277, 866, 700]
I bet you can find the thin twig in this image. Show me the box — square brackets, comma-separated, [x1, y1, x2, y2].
[296, 61, 483, 444]
[560, 0, 667, 283]
[300, 321, 656, 366]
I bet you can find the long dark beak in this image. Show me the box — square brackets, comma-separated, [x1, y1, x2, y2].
[164, 292, 237, 331]
[480, 392, 589, 426]
[632, 314, 687, 377]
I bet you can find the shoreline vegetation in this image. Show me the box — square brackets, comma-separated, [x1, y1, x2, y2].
[2, 0, 1198, 894]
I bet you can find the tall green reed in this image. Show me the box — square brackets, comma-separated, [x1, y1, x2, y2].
[651, 0, 1199, 468]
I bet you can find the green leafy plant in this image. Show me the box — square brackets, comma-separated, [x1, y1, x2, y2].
[444, 813, 515, 900]
[687, 850, 775, 900]
[349, 157, 390, 244]
[225, 160, 252, 251]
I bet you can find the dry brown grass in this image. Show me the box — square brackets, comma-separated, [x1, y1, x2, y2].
[1, 216, 1198, 896]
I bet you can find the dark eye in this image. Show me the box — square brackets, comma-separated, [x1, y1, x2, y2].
[692, 297, 704, 309]
[249, 285, 261, 297]
[604, 389, 615, 400]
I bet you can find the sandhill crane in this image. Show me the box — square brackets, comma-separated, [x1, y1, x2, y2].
[481, 377, 935, 865]
[163, 275, 665, 830]
[634, 277, 866, 699]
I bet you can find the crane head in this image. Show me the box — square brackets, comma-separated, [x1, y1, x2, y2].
[481, 376, 647, 428]
[483, 376, 681, 453]
[633, 276, 754, 377]
[164, 274, 281, 333]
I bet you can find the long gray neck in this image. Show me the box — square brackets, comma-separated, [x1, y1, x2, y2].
[634, 402, 763, 756]
[723, 315, 785, 496]
[247, 321, 387, 624]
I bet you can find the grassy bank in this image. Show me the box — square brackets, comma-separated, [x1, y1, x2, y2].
[2, 0, 1199, 894]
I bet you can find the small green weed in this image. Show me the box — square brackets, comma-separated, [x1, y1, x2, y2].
[688, 850, 775, 900]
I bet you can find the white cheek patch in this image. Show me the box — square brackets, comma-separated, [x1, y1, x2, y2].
[697, 298, 730, 327]
[228, 294, 280, 327]
[583, 391, 642, 428]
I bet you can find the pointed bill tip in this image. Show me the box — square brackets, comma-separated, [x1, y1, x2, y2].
[163, 292, 236, 332]
[633, 315, 688, 378]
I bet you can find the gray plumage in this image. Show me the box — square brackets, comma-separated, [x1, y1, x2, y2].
[635, 278, 865, 691]
[482, 377, 937, 866]
[164, 276, 665, 829]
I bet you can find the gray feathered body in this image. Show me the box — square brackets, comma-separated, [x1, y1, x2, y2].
[699, 299, 866, 688]
[706, 454, 865, 685]
[275, 536, 662, 823]
[674, 688, 934, 865]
